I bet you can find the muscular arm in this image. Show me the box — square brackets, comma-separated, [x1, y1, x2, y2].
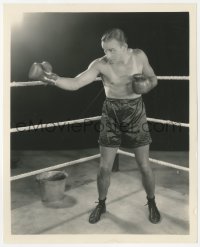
[139, 50, 158, 93]
[55, 60, 100, 91]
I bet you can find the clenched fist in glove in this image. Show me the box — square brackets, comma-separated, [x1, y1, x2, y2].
[28, 61, 58, 85]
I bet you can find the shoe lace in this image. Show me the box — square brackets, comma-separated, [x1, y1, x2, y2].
[144, 200, 156, 207]
[95, 201, 105, 208]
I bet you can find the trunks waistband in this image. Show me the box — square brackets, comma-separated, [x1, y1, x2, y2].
[105, 96, 142, 103]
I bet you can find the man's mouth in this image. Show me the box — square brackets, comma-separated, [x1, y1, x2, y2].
[109, 59, 115, 63]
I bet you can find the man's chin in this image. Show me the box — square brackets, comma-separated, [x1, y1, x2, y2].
[109, 59, 116, 64]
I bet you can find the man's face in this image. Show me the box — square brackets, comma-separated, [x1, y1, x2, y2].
[101, 39, 126, 64]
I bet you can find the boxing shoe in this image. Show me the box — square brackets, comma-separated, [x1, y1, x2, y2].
[146, 196, 161, 224]
[89, 198, 106, 224]
[28, 62, 58, 85]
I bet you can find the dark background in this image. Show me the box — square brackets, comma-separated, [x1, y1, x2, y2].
[11, 12, 189, 151]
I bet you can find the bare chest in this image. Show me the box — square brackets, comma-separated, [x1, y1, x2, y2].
[101, 59, 142, 85]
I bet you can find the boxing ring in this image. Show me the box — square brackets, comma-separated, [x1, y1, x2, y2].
[10, 76, 190, 234]
[11, 76, 189, 181]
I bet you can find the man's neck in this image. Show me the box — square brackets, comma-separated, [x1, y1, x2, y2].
[119, 48, 131, 65]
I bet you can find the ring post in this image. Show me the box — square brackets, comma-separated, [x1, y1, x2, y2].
[112, 154, 119, 172]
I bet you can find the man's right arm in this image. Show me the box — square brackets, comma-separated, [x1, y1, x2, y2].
[28, 60, 101, 91]
[52, 60, 101, 91]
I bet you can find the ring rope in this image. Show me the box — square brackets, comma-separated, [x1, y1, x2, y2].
[118, 150, 189, 172]
[157, 76, 189, 80]
[11, 81, 46, 87]
[10, 76, 189, 87]
[11, 149, 188, 181]
[11, 116, 189, 133]
[10, 116, 101, 133]
[147, 117, 189, 128]
[10, 76, 189, 180]
[11, 154, 100, 181]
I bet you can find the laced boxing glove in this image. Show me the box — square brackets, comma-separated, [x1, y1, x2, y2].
[132, 73, 150, 94]
[41, 61, 53, 73]
[28, 62, 58, 85]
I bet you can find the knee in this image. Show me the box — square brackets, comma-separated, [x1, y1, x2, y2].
[138, 162, 152, 175]
[100, 158, 113, 171]
[98, 166, 111, 179]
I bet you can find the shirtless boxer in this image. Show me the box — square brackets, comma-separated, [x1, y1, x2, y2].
[29, 28, 160, 224]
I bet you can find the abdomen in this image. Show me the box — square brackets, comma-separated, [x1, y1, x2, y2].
[104, 82, 141, 99]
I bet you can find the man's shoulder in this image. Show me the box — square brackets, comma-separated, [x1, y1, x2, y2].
[90, 57, 107, 67]
[97, 56, 108, 65]
[132, 48, 144, 56]
[131, 49, 148, 62]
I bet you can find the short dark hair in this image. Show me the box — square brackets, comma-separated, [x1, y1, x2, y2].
[101, 28, 127, 45]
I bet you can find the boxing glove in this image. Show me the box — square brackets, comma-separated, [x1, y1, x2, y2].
[132, 73, 149, 94]
[28, 62, 58, 85]
[41, 61, 53, 74]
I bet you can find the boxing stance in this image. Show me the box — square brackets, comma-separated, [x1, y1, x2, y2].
[29, 28, 160, 224]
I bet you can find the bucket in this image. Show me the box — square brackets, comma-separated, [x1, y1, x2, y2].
[36, 171, 68, 202]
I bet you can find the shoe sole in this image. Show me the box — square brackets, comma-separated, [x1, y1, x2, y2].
[149, 215, 162, 224]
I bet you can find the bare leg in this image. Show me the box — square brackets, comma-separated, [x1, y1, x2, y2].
[133, 144, 160, 223]
[89, 146, 118, 224]
[133, 144, 155, 198]
[97, 146, 118, 200]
